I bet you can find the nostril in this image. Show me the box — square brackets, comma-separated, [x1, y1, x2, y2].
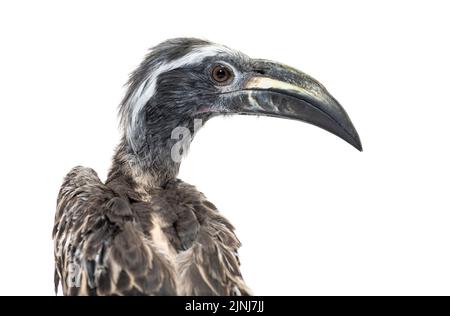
[255, 69, 266, 75]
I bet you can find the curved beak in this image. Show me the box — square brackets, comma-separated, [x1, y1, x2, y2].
[234, 60, 362, 151]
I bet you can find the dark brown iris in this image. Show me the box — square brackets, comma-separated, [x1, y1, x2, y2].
[211, 64, 233, 84]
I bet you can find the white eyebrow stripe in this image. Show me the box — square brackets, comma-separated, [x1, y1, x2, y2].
[127, 45, 234, 138]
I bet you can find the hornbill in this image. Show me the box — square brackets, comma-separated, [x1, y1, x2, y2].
[53, 38, 361, 296]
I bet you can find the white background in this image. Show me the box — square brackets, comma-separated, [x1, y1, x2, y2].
[0, 0, 449, 296]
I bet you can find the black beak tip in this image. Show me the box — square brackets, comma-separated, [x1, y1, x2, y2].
[354, 139, 363, 152]
[350, 133, 363, 152]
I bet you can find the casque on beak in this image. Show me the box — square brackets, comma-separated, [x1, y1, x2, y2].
[236, 60, 362, 151]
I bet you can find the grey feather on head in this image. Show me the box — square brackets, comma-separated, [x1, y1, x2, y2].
[116, 38, 250, 185]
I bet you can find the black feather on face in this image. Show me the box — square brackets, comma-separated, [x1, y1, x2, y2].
[120, 39, 250, 149]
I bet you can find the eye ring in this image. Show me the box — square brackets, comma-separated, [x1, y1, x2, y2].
[211, 64, 234, 85]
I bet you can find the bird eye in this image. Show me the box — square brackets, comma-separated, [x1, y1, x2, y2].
[211, 64, 234, 85]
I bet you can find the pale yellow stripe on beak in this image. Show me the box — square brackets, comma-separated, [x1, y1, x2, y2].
[245, 77, 326, 102]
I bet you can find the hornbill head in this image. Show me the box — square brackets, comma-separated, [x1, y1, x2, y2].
[120, 38, 361, 178]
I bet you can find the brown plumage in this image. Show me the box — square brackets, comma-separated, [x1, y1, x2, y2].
[53, 149, 250, 295]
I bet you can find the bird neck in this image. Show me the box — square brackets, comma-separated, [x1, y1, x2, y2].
[108, 137, 182, 190]
[109, 113, 206, 191]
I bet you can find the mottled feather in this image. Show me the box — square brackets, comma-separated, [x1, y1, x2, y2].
[53, 165, 250, 295]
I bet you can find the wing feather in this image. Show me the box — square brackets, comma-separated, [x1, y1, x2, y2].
[53, 166, 177, 295]
[163, 181, 251, 296]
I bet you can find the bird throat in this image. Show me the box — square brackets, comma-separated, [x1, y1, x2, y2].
[110, 115, 204, 191]
[109, 135, 185, 193]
